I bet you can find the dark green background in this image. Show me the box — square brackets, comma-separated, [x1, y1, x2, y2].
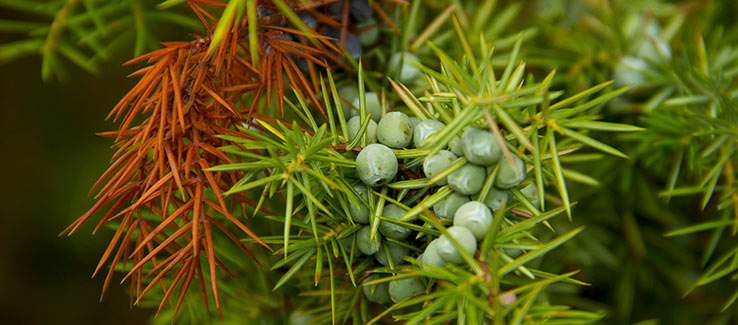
[0, 48, 155, 324]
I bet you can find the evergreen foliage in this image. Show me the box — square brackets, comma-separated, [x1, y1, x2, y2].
[3, 0, 738, 323]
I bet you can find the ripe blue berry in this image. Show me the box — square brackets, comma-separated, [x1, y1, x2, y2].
[350, 0, 374, 21]
[258, 4, 273, 17]
[433, 192, 470, 219]
[388, 277, 425, 302]
[495, 155, 526, 189]
[413, 119, 445, 148]
[436, 226, 477, 264]
[448, 163, 486, 195]
[388, 52, 423, 86]
[329, 0, 374, 22]
[347, 115, 377, 143]
[265, 33, 293, 56]
[461, 127, 501, 165]
[356, 226, 382, 255]
[344, 34, 363, 59]
[297, 13, 318, 30]
[325, 28, 362, 59]
[328, 2, 342, 16]
[377, 112, 414, 148]
[348, 184, 370, 223]
[363, 275, 390, 304]
[453, 201, 493, 240]
[423, 150, 457, 185]
[351, 92, 382, 122]
[375, 241, 409, 266]
[356, 144, 398, 186]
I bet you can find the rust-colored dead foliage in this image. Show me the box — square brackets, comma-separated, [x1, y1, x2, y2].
[61, 0, 353, 318]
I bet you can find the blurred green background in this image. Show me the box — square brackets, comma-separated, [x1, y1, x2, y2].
[0, 1, 206, 321]
[0, 23, 158, 324]
[0, 53, 157, 324]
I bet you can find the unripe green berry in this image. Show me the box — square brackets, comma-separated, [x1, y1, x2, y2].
[379, 204, 411, 240]
[495, 155, 526, 189]
[484, 188, 509, 212]
[448, 163, 486, 195]
[409, 116, 421, 129]
[613, 56, 648, 88]
[356, 144, 398, 186]
[338, 85, 358, 117]
[387, 52, 422, 86]
[357, 18, 379, 45]
[520, 182, 540, 208]
[388, 277, 425, 302]
[288, 310, 314, 325]
[499, 292, 518, 307]
[413, 119, 445, 148]
[356, 226, 382, 255]
[453, 201, 493, 240]
[462, 127, 501, 165]
[377, 112, 414, 148]
[351, 92, 382, 122]
[363, 275, 390, 304]
[420, 239, 446, 270]
[436, 226, 477, 264]
[632, 19, 671, 61]
[375, 241, 409, 266]
[423, 150, 457, 185]
[448, 136, 465, 156]
[341, 236, 354, 252]
[348, 185, 370, 223]
[506, 248, 523, 258]
[433, 192, 470, 219]
[347, 116, 377, 143]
